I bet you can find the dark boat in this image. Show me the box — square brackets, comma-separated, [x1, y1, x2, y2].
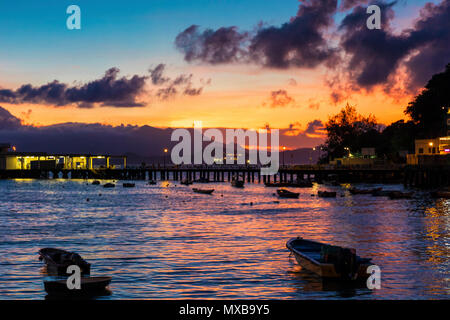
[192, 188, 214, 195]
[180, 179, 193, 185]
[38, 248, 91, 275]
[286, 237, 372, 280]
[318, 191, 336, 198]
[265, 180, 313, 188]
[123, 183, 135, 188]
[388, 191, 413, 199]
[91, 180, 101, 185]
[103, 183, 115, 188]
[148, 180, 157, 185]
[349, 187, 382, 195]
[231, 175, 245, 188]
[276, 188, 300, 198]
[44, 276, 112, 295]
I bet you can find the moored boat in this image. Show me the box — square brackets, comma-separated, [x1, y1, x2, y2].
[44, 276, 112, 295]
[276, 188, 300, 198]
[193, 188, 215, 195]
[265, 180, 313, 188]
[91, 180, 101, 185]
[286, 237, 372, 280]
[103, 183, 115, 188]
[231, 176, 245, 188]
[318, 191, 336, 198]
[38, 248, 91, 275]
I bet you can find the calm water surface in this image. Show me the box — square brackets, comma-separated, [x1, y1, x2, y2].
[0, 179, 449, 299]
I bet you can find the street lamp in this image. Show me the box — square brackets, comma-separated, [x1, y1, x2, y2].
[282, 146, 286, 166]
[163, 148, 168, 168]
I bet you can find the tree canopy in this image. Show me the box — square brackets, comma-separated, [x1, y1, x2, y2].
[405, 63, 450, 138]
[321, 103, 378, 160]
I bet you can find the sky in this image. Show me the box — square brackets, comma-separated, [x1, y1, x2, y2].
[0, 0, 449, 149]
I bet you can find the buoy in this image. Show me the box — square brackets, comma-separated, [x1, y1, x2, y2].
[86, 198, 90, 202]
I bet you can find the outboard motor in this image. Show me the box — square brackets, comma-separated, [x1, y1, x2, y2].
[321, 245, 358, 280]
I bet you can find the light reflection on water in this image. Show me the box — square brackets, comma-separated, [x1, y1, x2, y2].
[0, 179, 448, 299]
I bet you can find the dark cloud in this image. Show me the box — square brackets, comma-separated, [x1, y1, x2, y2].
[339, 1, 412, 88]
[339, 0, 371, 11]
[405, 0, 450, 89]
[304, 119, 325, 135]
[175, 25, 249, 64]
[175, 0, 450, 93]
[0, 106, 22, 129]
[149, 64, 170, 85]
[183, 86, 203, 96]
[148, 64, 205, 100]
[266, 90, 295, 108]
[0, 68, 148, 108]
[249, 0, 339, 68]
[339, 0, 450, 90]
[156, 85, 178, 100]
[175, 0, 339, 69]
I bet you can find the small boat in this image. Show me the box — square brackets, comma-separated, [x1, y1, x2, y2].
[286, 237, 372, 280]
[148, 180, 157, 185]
[349, 187, 382, 195]
[103, 183, 115, 188]
[277, 188, 300, 198]
[388, 191, 413, 199]
[231, 175, 245, 188]
[44, 276, 112, 295]
[265, 181, 313, 188]
[180, 179, 193, 185]
[123, 183, 135, 188]
[430, 191, 450, 199]
[91, 180, 101, 185]
[318, 191, 337, 198]
[38, 248, 91, 275]
[193, 188, 214, 195]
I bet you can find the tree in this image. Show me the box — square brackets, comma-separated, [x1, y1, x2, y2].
[321, 103, 378, 161]
[405, 63, 450, 138]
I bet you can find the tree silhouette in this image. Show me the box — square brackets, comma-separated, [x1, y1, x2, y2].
[321, 103, 378, 161]
[405, 63, 450, 138]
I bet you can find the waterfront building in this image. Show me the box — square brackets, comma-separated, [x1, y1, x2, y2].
[0, 143, 127, 170]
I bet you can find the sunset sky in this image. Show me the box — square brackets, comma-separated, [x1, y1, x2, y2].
[0, 0, 449, 148]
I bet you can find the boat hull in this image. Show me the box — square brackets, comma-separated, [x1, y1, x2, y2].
[286, 238, 371, 280]
[44, 277, 111, 295]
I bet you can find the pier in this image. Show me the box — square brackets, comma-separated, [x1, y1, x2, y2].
[1, 164, 448, 188]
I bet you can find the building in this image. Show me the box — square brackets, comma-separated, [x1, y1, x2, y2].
[0, 143, 127, 170]
[329, 147, 379, 166]
[407, 137, 450, 165]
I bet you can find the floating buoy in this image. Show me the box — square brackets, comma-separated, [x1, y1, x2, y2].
[86, 198, 90, 202]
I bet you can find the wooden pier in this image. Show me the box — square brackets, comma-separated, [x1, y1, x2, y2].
[0, 164, 448, 188]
